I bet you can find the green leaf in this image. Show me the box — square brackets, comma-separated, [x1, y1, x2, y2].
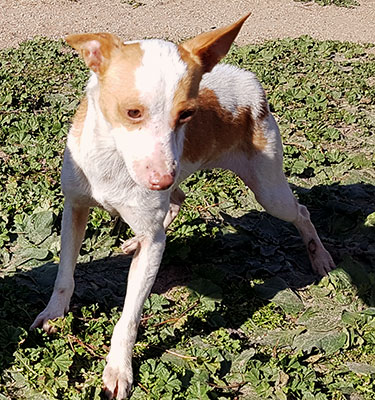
[15, 246, 50, 265]
[24, 210, 55, 245]
[346, 362, 375, 375]
[272, 289, 305, 315]
[143, 293, 170, 313]
[246, 327, 305, 348]
[189, 279, 222, 311]
[53, 352, 73, 373]
[341, 310, 366, 326]
[230, 348, 256, 374]
[293, 329, 347, 354]
[161, 349, 191, 369]
[361, 308, 375, 316]
[298, 307, 341, 331]
[254, 277, 304, 315]
[364, 212, 375, 227]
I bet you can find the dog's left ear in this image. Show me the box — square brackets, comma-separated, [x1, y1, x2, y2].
[66, 33, 123, 75]
[180, 13, 250, 73]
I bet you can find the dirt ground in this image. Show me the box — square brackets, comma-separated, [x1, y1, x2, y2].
[1, 0, 375, 49]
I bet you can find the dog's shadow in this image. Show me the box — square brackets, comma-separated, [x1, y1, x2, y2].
[1, 182, 374, 393]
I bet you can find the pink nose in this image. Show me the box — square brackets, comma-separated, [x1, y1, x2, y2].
[149, 171, 175, 190]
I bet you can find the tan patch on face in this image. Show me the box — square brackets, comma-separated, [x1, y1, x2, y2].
[171, 46, 204, 127]
[182, 88, 267, 164]
[98, 42, 145, 131]
[70, 96, 88, 140]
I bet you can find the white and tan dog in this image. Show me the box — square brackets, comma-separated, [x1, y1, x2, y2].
[31, 14, 335, 399]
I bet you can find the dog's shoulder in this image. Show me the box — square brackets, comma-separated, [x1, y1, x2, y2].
[199, 64, 268, 121]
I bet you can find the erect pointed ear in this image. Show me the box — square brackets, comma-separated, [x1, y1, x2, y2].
[65, 33, 123, 75]
[180, 13, 250, 73]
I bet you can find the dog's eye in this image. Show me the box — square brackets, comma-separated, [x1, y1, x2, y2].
[178, 109, 195, 124]
[127, 109, 142, 119]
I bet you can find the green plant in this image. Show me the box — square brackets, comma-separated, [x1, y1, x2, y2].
[0, 35, 374, 399]
[294, 0, 359, 8]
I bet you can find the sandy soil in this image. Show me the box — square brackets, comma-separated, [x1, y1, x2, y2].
[1, 0, 375, 49]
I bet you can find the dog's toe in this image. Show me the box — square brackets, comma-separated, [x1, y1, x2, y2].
[30, 305, 66, 333]
[30, 313, 56, 333]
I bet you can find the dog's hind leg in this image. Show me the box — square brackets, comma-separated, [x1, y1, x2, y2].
[248, 170, 335, 275]
[121, 187, 185, 255]
[224, 114, 335, 275]
[30, 202, 89, 332]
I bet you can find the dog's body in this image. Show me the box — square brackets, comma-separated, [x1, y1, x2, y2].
[31, 15, 335, 399]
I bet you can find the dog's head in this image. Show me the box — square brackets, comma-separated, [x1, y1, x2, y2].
[66, 14, 249, 190]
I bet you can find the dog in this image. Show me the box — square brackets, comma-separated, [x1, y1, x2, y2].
[31, 14, 335, 399]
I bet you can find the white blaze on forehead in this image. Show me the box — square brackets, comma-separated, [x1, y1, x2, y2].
[135, 39, 188, 118]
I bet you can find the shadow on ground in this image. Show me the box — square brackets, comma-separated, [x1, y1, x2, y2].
[1, 182, 374, 385]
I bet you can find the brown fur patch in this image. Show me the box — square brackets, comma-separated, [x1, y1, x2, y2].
[98, 42, 145, 131]
[182, 88, 267, 164]
[70, 96, 88, 140]
[171, 46, 204, 127]
[68, 38, 145, 133]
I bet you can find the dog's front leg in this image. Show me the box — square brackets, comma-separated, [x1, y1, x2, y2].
[31, 202, 89, 332]
[103, 228, 166, 399]
[121, 187, 185, 255]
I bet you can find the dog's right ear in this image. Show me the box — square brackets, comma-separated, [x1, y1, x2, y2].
[66, 33, 123, 75]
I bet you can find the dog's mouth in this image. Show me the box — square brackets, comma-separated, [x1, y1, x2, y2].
[149, 183, 173, 191]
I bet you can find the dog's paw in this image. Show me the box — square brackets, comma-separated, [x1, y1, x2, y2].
[30, 295, 70, 333]
[103, 361, 133, 399]
[310, 248, 336, 276]
[30, 309, 63, 334]
[121, 236, 143, 255]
